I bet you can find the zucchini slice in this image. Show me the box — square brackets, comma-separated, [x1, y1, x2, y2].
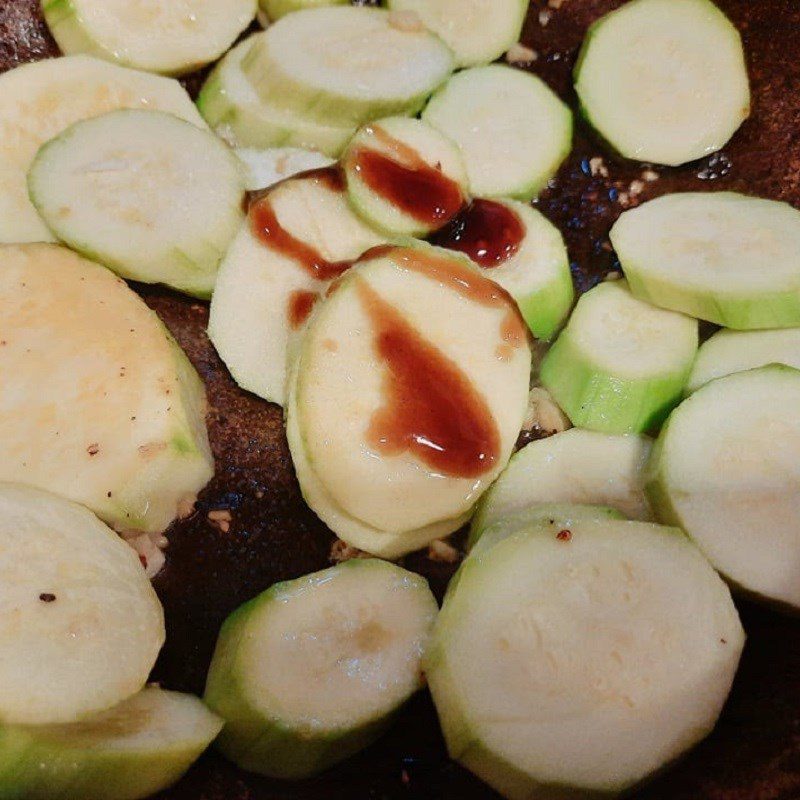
[28, 109, 245, 298]
[241, 6, 455, 126]
[343, 117, 469, 237]
[42, 0, 256, 77]
[235, 147, 334, 191]
[540, 280, 698, 434]
[422, 65, 572, 200]
[574, 0, 749, 165]
[646, 364, 800, 610]
[197, 36, 356, 156]
[427, 518, 744, 798]
[0, 244, 214, 534]
[0, 55, 205, 245]
[208, 170, 384, 406]
[0, 484, 164, 726]
[204, 559, 437, 779]
[687, 328, 800, 393]
[469, 428, 653, 549]
[260, 0, 347, 21]
[0, 688, 221, 800]
[386, 0, 527, 68]
[611, 192, 800, 328]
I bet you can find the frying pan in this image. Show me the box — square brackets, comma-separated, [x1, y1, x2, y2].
[2, 0, 800, 797]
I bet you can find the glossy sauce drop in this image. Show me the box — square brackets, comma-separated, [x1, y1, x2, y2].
[348, 126, 465, 227]
[287, 290, 318, 329]
[430, 198, 525, 268]
[357, 280, 500, 479]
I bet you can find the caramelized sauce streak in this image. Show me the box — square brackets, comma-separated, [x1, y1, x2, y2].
[350, 126, 465, 226]
[431, 198, 525, 268]
[287, 290, 318, 329]
[358, 280, 500, 479]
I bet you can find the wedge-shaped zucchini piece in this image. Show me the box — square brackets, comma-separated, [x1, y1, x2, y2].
[0, 688, 221, 800]
[208, 170, 384, 406]
[386, 0, 527, 68]
[241, 7, 455, 126]
[647, 364, 800, 610]
[260, 0, 347, 21]
[0, 55, 205, 245]
[205, 559, 437, 779]
[288, 245, 531, 554]
[423, 65, 572, 200]
[28, 109, 244, 298]
[432, 198, 573, 340]
[469, 428, 653, 549]
[343, 117, 469, 237]
[42, 0, 255, 76]
[427, 518, 744, 799]
[540, 280, 698, 434]
[574, 0, 749, 166]
[0, 244, 213, 533]
[236, 147, 334, 191]
[0, 484, 164, 726]
[687, 328, 800, 393]
[611, 192, 800, 328]
[197, 36, 356, 156]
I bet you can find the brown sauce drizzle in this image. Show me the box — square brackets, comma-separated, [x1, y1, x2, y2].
[430, 198, 525, 268]
[287, 290, 318, 329]
[357, 280, 500, 479]
[348, 126, 465, 227]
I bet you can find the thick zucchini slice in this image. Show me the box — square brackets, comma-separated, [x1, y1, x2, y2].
[540, 280, 698, 434]
[235, 147, 334, 191]
[204, 560, 437, 779]
[0, 244, 213, 534]
[427, 518, 744, 798]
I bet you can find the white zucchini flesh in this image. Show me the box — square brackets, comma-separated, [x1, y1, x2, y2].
[343, 117, 469, 237]
[28, 109, 245, 299]
[208, 171, 384, 406]
[611, 192, 800, 329]
[0, 244, 214, 534]
[0, 688, 222, 800]
[540, 280, 698, 434]
[235, 147, 335, 191]
[42, 0, 256, 77]
[422, 65, 572, 200]
[386, 0, 527, 68]
[197, 36, 356, 156]
[470, 428, 653, 547]
[291, 245, 531, 540]
[0, 484, 164, 726]
[0, 55, 205, 245]
[427, 518, 744, 798]
[241, 7, 455, 126]
[687, 328, 800, 393]
[574, 0, 749, 166]
[204, 559, 437, 779]
[646, 364, 800, 610]
[260, 0, 348, 21]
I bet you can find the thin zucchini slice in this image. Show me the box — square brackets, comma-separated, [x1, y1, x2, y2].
[422, 65, 572, 200]
[28, 109, 245, 298]
[208, 170, 384, 406]
[469, 428, 653, 549]
[646, 364, 800, 610]
[260, 0, 347, 21]
[0, 688, 222, 800]
[343, 117, 469, 237]
[386, 0, 527, 68]
[540, 280, 698, 434]
[235, 147, 334, 191]
[0, 244, 214, 534]
[0, 55, 205, 245]
[432, 198, 573, 340]
[204, 559, 437, 779]
[0, 484, 164, 726]
[42, 0, 256, 77]
[574, 0, 749, 165]
[197, 36, 356, 156]
[241, 7, 455, 126]
[611, 192, 800, 328]
[687, 328, 800, 393]
[427, 518, 744, 798]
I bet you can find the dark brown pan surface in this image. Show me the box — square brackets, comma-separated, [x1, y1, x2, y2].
[2, 0, 800, 797]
